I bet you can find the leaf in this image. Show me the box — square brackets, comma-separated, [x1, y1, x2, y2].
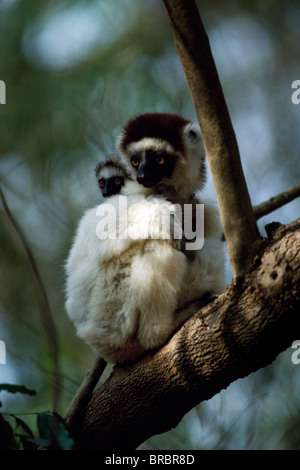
[14, 416, 37, 450]
[37, 412, 74, 450]
[26, 437, 52, 448]
[0, 414, 18, 450]
[0, 383, 36, 396]
[14, 416, 34, 438]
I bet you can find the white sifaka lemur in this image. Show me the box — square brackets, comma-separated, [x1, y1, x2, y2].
[65, 113, 225, 365]
[65, 155, 196, 364]
[117, 112, 225, 302]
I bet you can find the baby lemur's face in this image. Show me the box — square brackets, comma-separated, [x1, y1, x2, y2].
[94, 156, 129, 198]
[97, 173, 124, 198]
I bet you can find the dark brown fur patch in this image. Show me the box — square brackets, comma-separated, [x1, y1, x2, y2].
[119, 113, 191, 153]
[94, 154, 131, 179]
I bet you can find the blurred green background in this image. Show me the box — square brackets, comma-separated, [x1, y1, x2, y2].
[0, 0, 300, 449]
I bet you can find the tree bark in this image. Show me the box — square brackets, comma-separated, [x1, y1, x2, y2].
[69, 219, 300, 450]
[162, 0, 261, 279]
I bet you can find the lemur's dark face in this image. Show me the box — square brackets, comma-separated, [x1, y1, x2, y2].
[118, 113, 190, 189]
[129, 149, 177, 188]
[98, 175, 124, 197]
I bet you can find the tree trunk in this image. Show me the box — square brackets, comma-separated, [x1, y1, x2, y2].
[69, 219, 300, 450]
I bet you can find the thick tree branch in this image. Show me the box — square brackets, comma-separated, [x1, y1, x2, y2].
[162, 0, 261, 278]
[68, 219, 300, 450]
[65, 184, 300, 426]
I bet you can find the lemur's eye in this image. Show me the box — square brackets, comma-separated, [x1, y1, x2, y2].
[131, 157, 139, 167]
[156, 157, 165, 165]
[98, 179, 105, 188]
[114, 178, 121, 185]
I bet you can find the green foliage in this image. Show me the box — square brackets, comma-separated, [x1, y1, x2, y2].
[0, 384, 36, 396]
[0, 414, 18, 450]
[0, 384, 74, 450]
[33, 412, 74, 450]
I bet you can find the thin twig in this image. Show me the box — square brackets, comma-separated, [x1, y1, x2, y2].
[64, 357, 107, 428]
[0, 186, 62, 411]
[253, 183, 300, 220]
[221, 183, 300, 241]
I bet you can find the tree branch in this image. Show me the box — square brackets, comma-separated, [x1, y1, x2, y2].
[253, 182, 300, 220]
[64, 357, 107, 428]
[162, 0, 261, 278]
[220, 184, 300, 240]
[68, 219, 300, 449]
[65, 182, 300, 425]
[0, 186, 62, 411]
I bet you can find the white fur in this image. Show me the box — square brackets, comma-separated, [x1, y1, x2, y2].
[65, 191, 225, 364]
[65, 190, 191, 364]
[179, 198, 225, 304]
[127, 138, 175, 156]
[169, 122, 206, 199]
[65, 116, 225, 364]
[116, 116, 225, 301]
